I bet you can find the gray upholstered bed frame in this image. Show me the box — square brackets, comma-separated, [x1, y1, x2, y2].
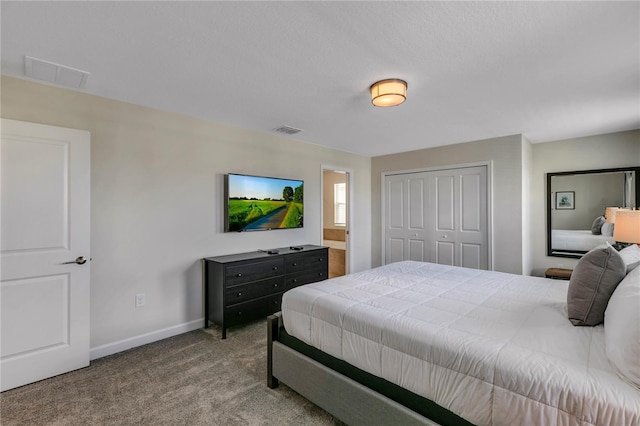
[266, 313, 472, 426]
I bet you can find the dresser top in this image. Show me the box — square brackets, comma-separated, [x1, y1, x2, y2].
[203, 244, 326, 264]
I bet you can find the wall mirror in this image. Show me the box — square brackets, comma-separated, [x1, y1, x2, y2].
[547, 167, 640, 258]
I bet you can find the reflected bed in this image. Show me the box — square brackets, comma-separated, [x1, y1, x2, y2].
[551, 229, 614, 253]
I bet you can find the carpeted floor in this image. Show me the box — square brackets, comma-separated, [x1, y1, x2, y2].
[0, 320, 345, 425]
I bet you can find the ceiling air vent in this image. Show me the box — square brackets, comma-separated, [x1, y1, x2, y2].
[273, 125, 302, 135]
[25, 56, 90, 89]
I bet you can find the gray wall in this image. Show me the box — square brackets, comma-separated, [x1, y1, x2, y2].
[521, 136, 534, 276]
[531, 130, 640, 275]
[550, 173, 624, 230]
[371, 134, 526, 275]
[1, 76, 372, 354]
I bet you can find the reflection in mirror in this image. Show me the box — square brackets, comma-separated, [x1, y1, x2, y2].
[547, 167, 640, 258]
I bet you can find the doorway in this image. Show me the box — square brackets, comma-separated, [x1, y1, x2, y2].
[322, 169, 349, 278]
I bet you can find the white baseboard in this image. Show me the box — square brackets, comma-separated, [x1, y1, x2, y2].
[90, 318, 204, 360]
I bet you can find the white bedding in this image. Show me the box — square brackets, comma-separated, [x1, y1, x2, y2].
[551, 229, 614, 252]
[281, 261, 640, 426]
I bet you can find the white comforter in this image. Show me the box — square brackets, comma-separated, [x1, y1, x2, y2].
[281, 261, 640, 426]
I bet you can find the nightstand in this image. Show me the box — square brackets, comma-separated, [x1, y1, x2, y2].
[545, 268, 573, 280]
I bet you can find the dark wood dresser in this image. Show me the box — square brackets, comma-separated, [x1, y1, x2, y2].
[203, 244, 328, 338]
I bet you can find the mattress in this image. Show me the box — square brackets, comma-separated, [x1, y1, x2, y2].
[551, 229, 614, 252]
[281, 261, 640, 426]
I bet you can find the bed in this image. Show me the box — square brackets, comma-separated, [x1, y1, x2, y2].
[267, 261, 640, 426]
[551, 229, 614, 253]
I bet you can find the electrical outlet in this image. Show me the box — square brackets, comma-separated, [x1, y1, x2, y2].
[135, 293, 146, 308]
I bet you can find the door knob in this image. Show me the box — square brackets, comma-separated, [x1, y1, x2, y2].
[62, 256, 87, 265]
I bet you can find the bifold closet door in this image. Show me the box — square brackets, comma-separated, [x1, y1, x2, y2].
[384, 165, 488, 269]
[429, 166, 488, 269]
[384, 173, 430, 264]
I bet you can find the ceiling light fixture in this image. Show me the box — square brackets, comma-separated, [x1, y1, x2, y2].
[370, 79, 407, 107]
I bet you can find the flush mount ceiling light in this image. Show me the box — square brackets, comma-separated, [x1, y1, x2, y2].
[370, 79, 407, 107]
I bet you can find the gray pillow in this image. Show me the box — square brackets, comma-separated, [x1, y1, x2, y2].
[567, 243, 626, 326]
[591, 216, 605, 235]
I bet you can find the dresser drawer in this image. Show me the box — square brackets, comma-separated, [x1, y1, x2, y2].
[225, 258, 284, 285]
[286, 266, 328, 290]
[285, 250, 328, 273]
[225, 276, 284, 305]
[225, 293, 283, 326]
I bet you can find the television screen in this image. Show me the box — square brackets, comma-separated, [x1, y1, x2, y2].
[225, 173, 304, 232]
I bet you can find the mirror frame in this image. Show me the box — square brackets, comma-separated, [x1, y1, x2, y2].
[546, 166, 640, 258]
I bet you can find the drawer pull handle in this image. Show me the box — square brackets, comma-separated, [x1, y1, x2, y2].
[273, 300, 279, 305]
[292, 279, 298, 283]
[237, 292, 242, 297]
[273, 266, 278, 271]
[273, 284, 279, 288]
[318, 258, 324, 261]
[237, 273, 242, 278]
[319, 272, 324, 276]
[292, 263, 298, 267]
[237, 311, 242, 316]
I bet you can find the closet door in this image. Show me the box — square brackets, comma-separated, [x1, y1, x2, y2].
[384, 173, 430, 264]
[383, 165, 488, 269]
[429, 166, 488, 269]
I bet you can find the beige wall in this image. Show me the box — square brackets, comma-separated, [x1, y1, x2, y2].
[531, 130, 640, 275]
[521, 136, 534, 275]
[1, 76, 371, 355]
[3, 74, 637, 356]
[371, 134, 526, 274]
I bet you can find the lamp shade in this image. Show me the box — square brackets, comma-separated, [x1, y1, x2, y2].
[613, 210, 640, 244]
[370, 79, 407, 107]
[605, 207, 629, 223]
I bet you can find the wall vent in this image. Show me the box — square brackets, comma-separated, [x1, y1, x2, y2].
[25, 56, 90, 89]
[273, 125, 302, 135]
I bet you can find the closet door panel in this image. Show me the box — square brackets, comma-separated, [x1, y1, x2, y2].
[461, 243, 482, 269]
[409, 239, 426, 261]
[435, 241, 455, 266]
[388, 180, 405, 229]
[435, 175, 455, 231]
[461, 174, 481, 231]
[408, 178, 425, 230]
[388, 238, 405, 263]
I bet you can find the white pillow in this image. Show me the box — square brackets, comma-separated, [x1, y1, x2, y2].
[604, 266, 640, 389]
[619, 244, 640, 273]
[601, 222, 614, 237]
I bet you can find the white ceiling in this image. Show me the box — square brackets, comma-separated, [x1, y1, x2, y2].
[1, 1, 638, 157]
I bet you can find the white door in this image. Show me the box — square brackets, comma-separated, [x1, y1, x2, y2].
[430, 166, 488, 269]
[1, 119, 90, 391]
[384, 172, 430, 263]
[384, 165, 489, 269]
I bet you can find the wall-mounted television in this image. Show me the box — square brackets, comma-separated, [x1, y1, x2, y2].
[225, 173, 304, 232]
